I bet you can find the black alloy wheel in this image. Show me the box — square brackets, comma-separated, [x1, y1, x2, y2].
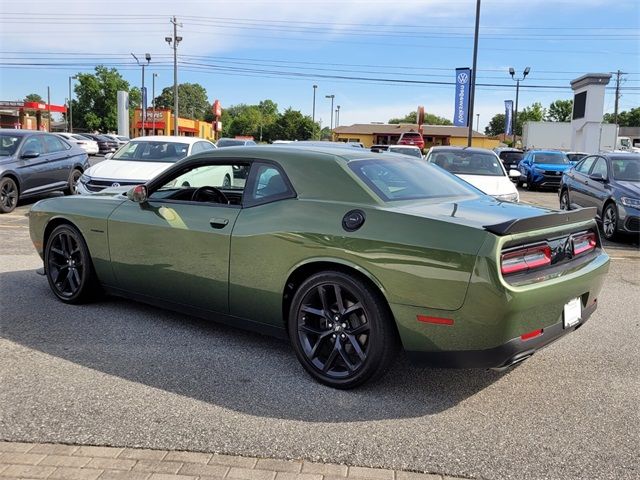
[288, 271, 398, 389]
[0, 177, 19, 213]
[560, 189, 571, 210]
[602, 203, 618, 241]
[65, 169, 82, 195]
[45, 224, 99, 303]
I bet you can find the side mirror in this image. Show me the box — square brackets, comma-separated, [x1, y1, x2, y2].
[508, 169, 521, 178]
[21, 150, 40, 159]
[589, 173, 606, 182]
[127, 184, 148, 203]
[104, 153, 113, 160]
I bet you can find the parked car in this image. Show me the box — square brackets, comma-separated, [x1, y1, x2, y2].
[559, 153, 640, 240]
[397, 131, 424, 150]
[217, 138, 257, 148]
[55, 132, 99, 155]
[371, 145, 423, 158]
[566, 152, 589, 164]
[0, 130, 88, 213]
[518, 150, 572, 190]
[81, 134, 119, 155]
[495, 148, 524, 177]
[103, 134, 130, 147]
[76, 136, 218, 194]
[29, 145, 609, 388]
[425, 146, 520, 202]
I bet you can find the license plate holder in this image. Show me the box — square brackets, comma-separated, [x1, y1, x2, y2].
[563, 297, 582, 328]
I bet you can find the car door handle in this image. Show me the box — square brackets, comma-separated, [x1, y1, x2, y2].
[209, 218, 229, 229]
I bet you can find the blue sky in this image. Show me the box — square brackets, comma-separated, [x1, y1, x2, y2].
[0, 0, 638, 131]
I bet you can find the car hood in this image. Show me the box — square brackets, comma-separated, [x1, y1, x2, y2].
[86, 159, 173, 182]
[389, 195, 574, 234]
[533, 163, 572, 171]
[614, 180, 640, 197]
[456, 174, 517, 196]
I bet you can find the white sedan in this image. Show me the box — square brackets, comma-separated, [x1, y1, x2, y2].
[425, 146, 521, 202]
[76, 136, 222, 194]
[56, 132, 99, 155]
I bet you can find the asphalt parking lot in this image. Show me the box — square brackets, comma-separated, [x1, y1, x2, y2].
[0, 186, 638, 480]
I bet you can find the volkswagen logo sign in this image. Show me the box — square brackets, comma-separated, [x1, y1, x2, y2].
[111, 182, 120, 187]
[457, 72, 469, 84]
[555, 171, 560, 175]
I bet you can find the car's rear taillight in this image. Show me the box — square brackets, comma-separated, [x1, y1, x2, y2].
[501, 244, 551, 275]
[572, 231, 597, 255]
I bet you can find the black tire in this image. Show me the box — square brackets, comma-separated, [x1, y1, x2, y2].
[65, 169, 82, 195]
[44, 224, 100, 304]
[601, 203, 618, 241]
[0, 177, 19, 213]
[288, 271, 399, 389]
[559, 189, 571, 210]
[525, 176, 535, 191]
[223, 174, 231, 188]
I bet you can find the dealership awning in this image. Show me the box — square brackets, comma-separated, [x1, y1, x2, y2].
[178, 126, 198, 133]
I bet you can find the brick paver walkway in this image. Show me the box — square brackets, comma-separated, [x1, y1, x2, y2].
[0, 442, 467, 480]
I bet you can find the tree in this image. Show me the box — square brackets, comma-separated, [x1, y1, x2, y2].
[388, 111, 452, 125]
[24, 93, 44, 103]
[268, 108, 315, 141]
[546, 99, 573, 122]
[603, 107, 640, 127]
[71, 66, 138, 132]
[485, 113, 506, 136]
[154, 83, 210, 120]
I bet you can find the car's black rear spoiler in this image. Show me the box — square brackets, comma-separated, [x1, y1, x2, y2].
[483, 207, 597, 236]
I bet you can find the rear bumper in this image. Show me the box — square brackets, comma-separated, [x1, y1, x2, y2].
[406, 300, 597, 368]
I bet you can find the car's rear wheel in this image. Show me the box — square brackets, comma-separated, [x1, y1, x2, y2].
[45, 224, 99, 303]
[288, 271, 398, 389]
[65, 169, 82, 195]
[560, 189, 571, 210]
[602, 203, 618, 241]
[0, 177, 19, 213]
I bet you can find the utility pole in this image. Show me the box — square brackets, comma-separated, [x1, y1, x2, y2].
[466, 0, 481, 147]
[312, 85, 317, 139]
[166, 16, 182, 136]
[613, 70, 625, 125]
[68, 75, 77, 133]
[47, 86, 51, 132]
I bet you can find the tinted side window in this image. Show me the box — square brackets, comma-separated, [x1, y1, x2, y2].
[575, 156, 597, 174]
[43, 135, 69, 153]
[21, 136, 45, 155]
[590, 157, 608, 178]
[197, 141, 215, 152]
[246, 163, 293, 205]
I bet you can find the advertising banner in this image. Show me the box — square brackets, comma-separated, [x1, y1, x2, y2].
[453, 68, 471, 126]
[504, 100, 513, 135]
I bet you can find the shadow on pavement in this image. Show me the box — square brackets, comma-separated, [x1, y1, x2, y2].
[0, 268, 506, 423]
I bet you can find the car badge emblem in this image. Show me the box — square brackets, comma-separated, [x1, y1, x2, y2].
[556, 171, 560, 175]
[111, 182, 120, 187]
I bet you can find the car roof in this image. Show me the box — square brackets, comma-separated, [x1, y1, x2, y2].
[526, 149, 567, 154]
[128, 135, 210, 145]
[386, 145, 421, 149]
[0, 129, 47, 137]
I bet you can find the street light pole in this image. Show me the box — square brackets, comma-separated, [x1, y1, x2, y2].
[68, 75, 77, 133]
[166, 16, 182, 136]
[476, 113, 480, 132]
[152, 73, 158, 135]
[312, 84, 318, 139]
[325, 94, 335, 133]
[467, 0, 481, 147]
[336, 105, 340, 128]
[509, 66, 530, 143]
[131, 53, 151, 136]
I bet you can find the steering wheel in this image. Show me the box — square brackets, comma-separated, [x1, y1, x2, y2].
[191, 186, 229, 204]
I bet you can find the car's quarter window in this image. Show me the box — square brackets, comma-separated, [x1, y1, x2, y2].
[575, 156, 597, 174]
[43, 135, 70, 153]
[0, 134, 21, 156]
[113, 141, 189, 162]
[349, 158, 478, 202]
[20, 136, 45, 156]
[244, 163, 294, 206]
[590, 157, 608, 178]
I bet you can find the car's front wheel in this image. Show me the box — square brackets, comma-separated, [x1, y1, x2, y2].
[45, 224, 99, 303]
[559, 189, 571, 210]
[0, 177, 19, 213]
[65, 169, 82, 195]
[602, 203, 618, 241]
[288, 271, 398, 389]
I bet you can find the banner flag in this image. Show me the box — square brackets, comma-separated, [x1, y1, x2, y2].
[504, 100, 513, 135]
[453, 68, 471, 126]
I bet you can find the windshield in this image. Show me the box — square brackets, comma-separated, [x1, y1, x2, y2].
[0, 134, 22, 156]
[429, 150, 504, 176]
[389, 147, 422, 158]
[610, 156, 640, 181]
[112, 141, 189, 162]
[349, 158, 479, 202]
[499, 151, 523, 162]
[217, 139, 247, 147]
[532, 152, 569, 165]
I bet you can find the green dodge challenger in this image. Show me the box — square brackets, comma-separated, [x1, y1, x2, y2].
[29, 146, 610, 388]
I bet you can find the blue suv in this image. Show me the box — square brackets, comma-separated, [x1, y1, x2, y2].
[518, 150, 572, 190]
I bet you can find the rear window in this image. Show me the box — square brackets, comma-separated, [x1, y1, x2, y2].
[401, 133, 422, 139]
[349, 158, 478, 202]
[389, 147, 422, 158]
[113, 141, 189, 162]
[217, 139, 247, 147]
[499, 151, 523, 162]
[429, 150, 504, 176]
